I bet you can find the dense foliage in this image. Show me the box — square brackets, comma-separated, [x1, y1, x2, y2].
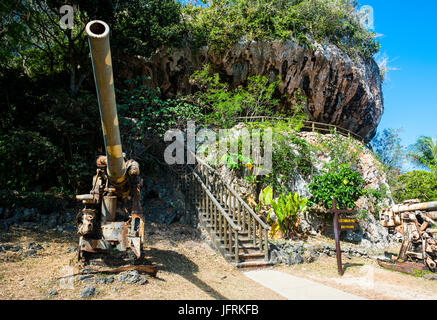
[270, 191, 308, 239]
[256, 186, 308, 239]
[184, 0, 380, 59]
[189, 64, 281, 127]
[0, 73, 101, 194]
[371, 128, 405, 170]
[0, 0, 188, 194]
[0, 0, 386, 204]
[370, 132, 437, 204]
[0, 190, 65, 213]
[112, 0, 186, 57]
[318, 131, 363, 168]
[408, 136, 437, 169]
[392, 166, 437, 203]
[308, 163, 365, 210]
[261, 134, 314, 193]
[117, 76, 202, 139]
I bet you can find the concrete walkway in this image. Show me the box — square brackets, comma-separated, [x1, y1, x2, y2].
[243, 270, 366, 300]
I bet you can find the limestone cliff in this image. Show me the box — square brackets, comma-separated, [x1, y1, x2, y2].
[120, 39, 384, 142]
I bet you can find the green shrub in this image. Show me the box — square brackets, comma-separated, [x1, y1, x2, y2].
[0, 190, 64, 214]
[270, 191, 308, 238]
[392, 167, 437, 203]
[0, 130, 60, 191]
[261, 133, 314, 193]
[308, 162, 365, 210]
[220, 153, 254, 170]
[183, 0, 380, 59]
[189, 64, 280, 127]
[113, 0, 186, 57]
[117, 76, 202, 140]
[258, 186, 274, 207]
[318, 131, 363, 169]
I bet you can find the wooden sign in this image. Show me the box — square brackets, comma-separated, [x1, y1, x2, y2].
[338, 218, 357, 231]
[327, 199, 357, 276]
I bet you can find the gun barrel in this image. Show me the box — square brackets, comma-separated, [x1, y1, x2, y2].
[391, 201, 437, 214]
[86, 20, 126, 184]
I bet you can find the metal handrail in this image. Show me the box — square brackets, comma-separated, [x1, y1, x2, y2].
[139, 137, 269, 263]
[179, 143, 270, 262]
[191, 150, 270, 261]
[189, 166, 241, 231]
[191, 150, 270, 231]
[233, 116, 364, 142]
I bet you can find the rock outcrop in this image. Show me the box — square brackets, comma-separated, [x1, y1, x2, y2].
[120, 39, 384, 141]
[196, 128, 397, 249]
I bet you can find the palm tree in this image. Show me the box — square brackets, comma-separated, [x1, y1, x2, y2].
[409, 136, 437, 168]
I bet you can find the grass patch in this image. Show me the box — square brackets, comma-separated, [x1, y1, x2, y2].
[413, 269, 432, 278]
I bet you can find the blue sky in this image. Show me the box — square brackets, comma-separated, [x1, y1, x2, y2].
[362, 0, 437, 149]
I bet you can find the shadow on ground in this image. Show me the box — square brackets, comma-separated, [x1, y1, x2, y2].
[1, 223, 228, 299]
[145, 247, 228, 300]
[343, 263, 364, 273]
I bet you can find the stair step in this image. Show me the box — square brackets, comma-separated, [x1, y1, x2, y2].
[219, 242, 259, 250]
[200, 213, 262, 230]
[200, 217, 253, 235]
[219, 245, 262, 255]
[232, 260, 273, 269]
[199, 211, 247, 222]
[198, 208, 271, 269]
[207, 232, 258, 246]
[239, 252, 265, 261]
[225, 252, 265, 262]
[200, 219, 262, 245]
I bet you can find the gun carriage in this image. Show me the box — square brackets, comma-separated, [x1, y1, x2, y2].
[379, 199, 437, 273]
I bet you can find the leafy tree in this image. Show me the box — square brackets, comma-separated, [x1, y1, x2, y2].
[0, 130, 59, 191]
[392, 166, 437, 203]
[112, 0, 185, 57]
[117, 76, 202, 150]
[371, 128, 405, 170]
[408, 136, 437, 169]
[183, 0, 380, 59]
[0, 0, 96, 97]
[189, 64, 281, 126]
[1, 0, 186, 97]
[261, 134, 313, 193]
[0, 1, 189, 195]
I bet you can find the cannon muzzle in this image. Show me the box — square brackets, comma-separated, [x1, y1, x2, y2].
[86, 20, 126, 185]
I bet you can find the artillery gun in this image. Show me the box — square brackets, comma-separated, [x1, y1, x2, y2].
[75, 20, 145, 264]
[379, 199, 437, 273]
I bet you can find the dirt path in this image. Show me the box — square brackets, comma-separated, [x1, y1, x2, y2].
[0, 222, 284, 300]
[2, 221, 436, 300]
